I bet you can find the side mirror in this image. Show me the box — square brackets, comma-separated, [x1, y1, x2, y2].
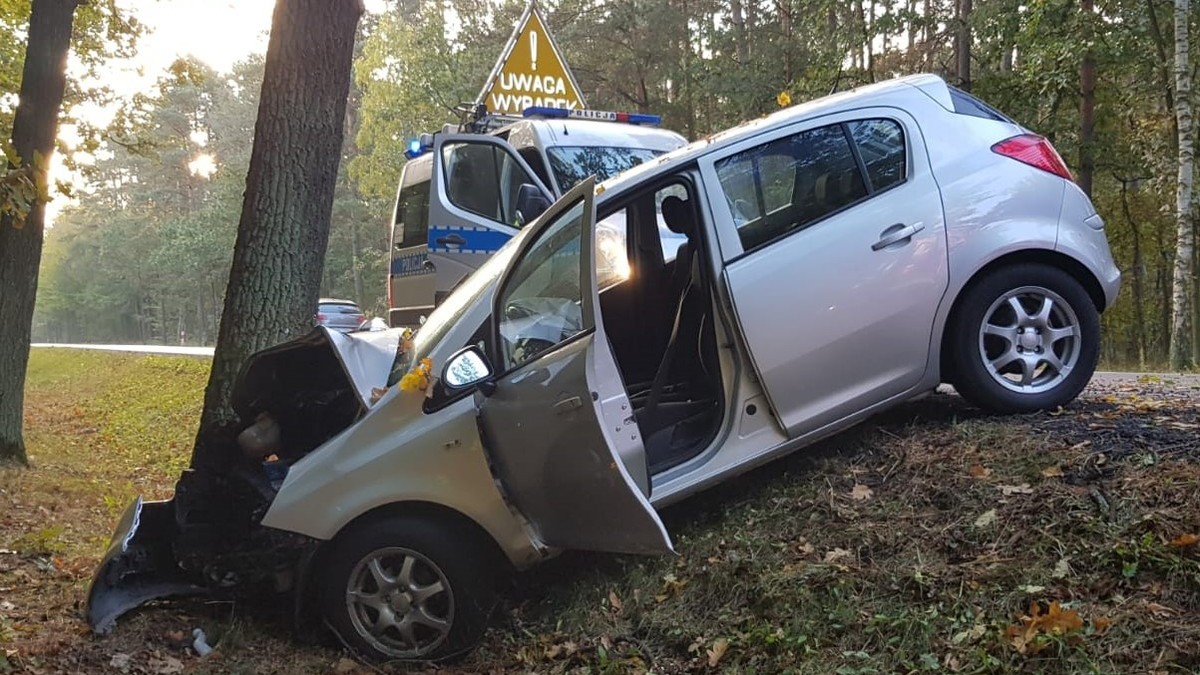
[515, 183, 552, 225]
[442, 346, 493, 390]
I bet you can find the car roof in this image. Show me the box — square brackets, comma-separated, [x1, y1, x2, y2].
[596, 74, 947, 197]
[502, 118, 687, 153]
[318, 299, 359, 306]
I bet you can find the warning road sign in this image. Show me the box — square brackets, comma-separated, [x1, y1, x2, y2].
[477, 3, 586, 115]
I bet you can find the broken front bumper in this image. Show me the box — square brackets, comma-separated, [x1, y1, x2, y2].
[85, 497, 204, 634]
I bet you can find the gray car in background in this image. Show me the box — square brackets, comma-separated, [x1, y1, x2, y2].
[314, 299, 365, 333]
[89, 74, 1120, 663]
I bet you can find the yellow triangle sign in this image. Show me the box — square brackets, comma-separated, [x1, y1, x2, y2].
[478, 4, 586, 115]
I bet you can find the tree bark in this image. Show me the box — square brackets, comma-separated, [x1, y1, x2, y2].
[1170, 0, 1196, 370]
[1121, 180, 1148, 368]
[956, 0, 972, 91]
[729, 0, 749, 65]
[0, 0, 85, 466]
[1078, 0, 1096, 197]
[192, 0, 364, 465]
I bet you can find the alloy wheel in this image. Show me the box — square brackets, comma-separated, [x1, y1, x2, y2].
[977, 285, 1082, 394]
[345, 546, 454, 658]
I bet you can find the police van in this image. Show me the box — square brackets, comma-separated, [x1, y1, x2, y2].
[387, 106, 687, 327]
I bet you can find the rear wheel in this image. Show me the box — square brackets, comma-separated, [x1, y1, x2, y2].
[320, 517, 497, 663]
[948, 263, 1099, 413]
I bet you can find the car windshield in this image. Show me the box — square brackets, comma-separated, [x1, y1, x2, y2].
[547, 146, 663, 191]
[391, 232, 526, 380]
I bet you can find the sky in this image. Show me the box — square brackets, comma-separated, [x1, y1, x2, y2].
[49, 0, 385, 222]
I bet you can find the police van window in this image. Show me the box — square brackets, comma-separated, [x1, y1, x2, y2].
[394, 178, 430, 247]
[716, 123, 867, 251]
[517, 147, 553, 189]
[443, 142, 540, 227]
[547, 146, 662, 191]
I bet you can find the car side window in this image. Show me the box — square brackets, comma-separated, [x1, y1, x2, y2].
[496, 198, 586, 370]
[716, 122, 878, 251]
[846, 119, 906, 191]
[442, 142, 540, 227]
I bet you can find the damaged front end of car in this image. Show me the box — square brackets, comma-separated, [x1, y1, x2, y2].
[86, 326, 404, 634]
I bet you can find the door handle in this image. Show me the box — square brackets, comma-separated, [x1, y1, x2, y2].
[435, 233, 467, 247]
[871, 223, 925, 251]
[553, 396, 583, 415]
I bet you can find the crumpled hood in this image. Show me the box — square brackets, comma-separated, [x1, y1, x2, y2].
[231, 326, 403, 418]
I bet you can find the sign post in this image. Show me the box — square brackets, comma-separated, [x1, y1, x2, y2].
[476, 2, 586, 115]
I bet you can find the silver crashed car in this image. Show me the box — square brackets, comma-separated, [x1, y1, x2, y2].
[87, 75, 1120, 662]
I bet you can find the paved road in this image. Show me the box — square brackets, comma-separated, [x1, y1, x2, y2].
[31, 343, 215, 356]
[1091, 370, 1200, 386]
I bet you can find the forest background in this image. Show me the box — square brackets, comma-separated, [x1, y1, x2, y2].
[12, 0, 1198, 370]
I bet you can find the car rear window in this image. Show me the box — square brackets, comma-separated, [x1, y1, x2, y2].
[319, 303, 361, 314]
[949, 88, 1016, 124]
[846, 119, 906, 191]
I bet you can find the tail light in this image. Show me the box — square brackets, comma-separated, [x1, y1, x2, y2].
[354, 314, 365, 324]
[991, 134, 1073, 181]
[315, 313, 327, 322]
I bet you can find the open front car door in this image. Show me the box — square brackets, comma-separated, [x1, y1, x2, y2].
[472, 177, 673, 555]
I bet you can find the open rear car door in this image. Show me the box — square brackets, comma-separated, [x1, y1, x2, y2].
[473, 177, 673, 555]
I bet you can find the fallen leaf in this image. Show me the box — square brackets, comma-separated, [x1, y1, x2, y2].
[968, 464, 992, 478]
[952, 624, 989, 644]
[795, 539, 815, 556]
[149, 656, 183, 674]
[850, 484, 873, 500]
[109, 654, 132, 673]
[823, 548, 852, 563]
[706, 638, 729, 667]
[974, 509, 997, 528]
[1092, 616, 1113, 635]
[999, 483, 1034, 495]
[1053, 558, 1071, 579]
[1144, 602, 1179, 617]
[1168, 533, 1199, 548]
[608, 590, 623, 612]
[334, 658, 359, 674]
[1041, 465, 1064, 478]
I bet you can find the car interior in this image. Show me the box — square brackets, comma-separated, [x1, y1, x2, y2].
[597, 177, 725, 474]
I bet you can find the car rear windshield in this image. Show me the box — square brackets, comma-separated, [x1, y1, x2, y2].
[547, 146, 663, 192]
[319, 303, 361, 314]
[949, 88, 1016, 124]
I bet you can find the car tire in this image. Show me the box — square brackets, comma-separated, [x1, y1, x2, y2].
[948, 263, 1099, 413]
[320, 516, 497, 663]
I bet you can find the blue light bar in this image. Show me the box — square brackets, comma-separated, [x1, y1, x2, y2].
[404, 135, 435, 160]
[521, 106, 663, 126]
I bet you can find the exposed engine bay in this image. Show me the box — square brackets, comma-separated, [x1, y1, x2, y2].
[87, 327, 403, 633]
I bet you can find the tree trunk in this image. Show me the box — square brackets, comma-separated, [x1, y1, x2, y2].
[956, 0, 972, 91]
[192, 0, 364, 465]
[0, 0, 85, 466]
[1170, 0, 1196, 370]
[729, 0, 749, 65]
[1121, 181, 1148, 368]
[1078, 0, 1096, 197]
